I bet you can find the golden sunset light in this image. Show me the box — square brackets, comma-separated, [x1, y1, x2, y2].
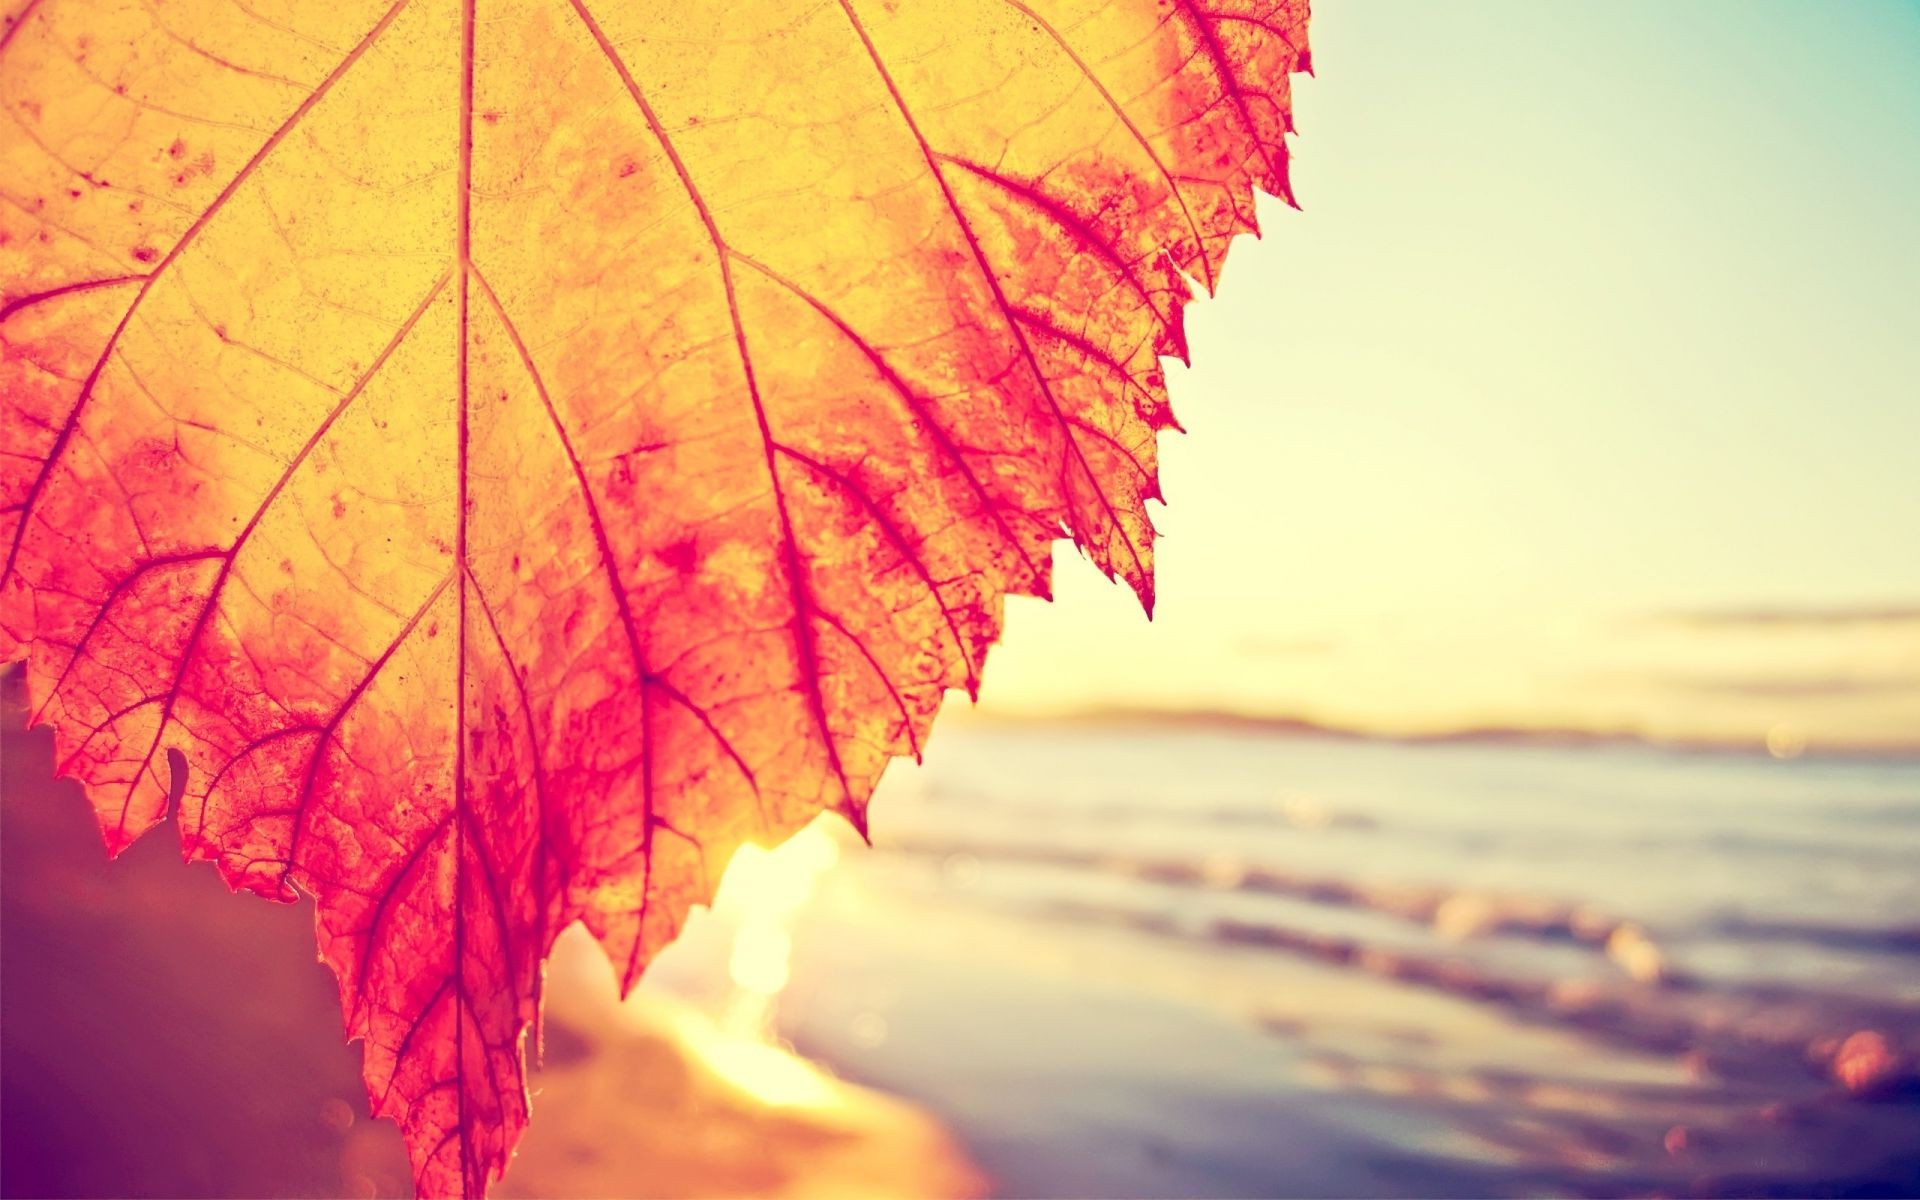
[4, 1, 1917, 1198]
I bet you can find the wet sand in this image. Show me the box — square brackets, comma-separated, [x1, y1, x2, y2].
[1, 674, 978, 1200]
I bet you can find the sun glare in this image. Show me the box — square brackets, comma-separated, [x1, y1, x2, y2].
[644, 820, 852, 1108]
[716, 822, 842, 1001]
[675, 1016, 842, 1109]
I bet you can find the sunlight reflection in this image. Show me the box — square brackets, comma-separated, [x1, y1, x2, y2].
[1766, 722, 1809, 760]
[684, 821, 848, 1107]
[665, 1007, 842, 1109]
[716, 823, 841, 1011]
[571, 819, 855, 1111]
[719, 825, 843, 924]
[729, 923, 793, 995]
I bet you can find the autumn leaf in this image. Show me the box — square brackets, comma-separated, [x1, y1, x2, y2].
[0, 0, 1308, 1194]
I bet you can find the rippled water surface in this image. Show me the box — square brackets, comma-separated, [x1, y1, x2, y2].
[695, 722, 1920, 1197]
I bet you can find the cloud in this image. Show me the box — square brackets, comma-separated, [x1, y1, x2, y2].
[1646, 604, 1920, 631]
[1653, 674, 1920, 700]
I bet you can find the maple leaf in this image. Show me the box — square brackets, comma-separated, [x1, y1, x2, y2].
[0, 0, 1309, 1194]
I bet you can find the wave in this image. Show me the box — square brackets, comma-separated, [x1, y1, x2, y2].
[1705, 915, 1920, 959]
[973, 888, 1920, 1102]
[876, 834, 1920, 1100]
[882, 834, 1660, 970]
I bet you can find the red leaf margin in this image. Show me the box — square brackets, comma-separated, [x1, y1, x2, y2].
[1, 1, 1310, 1194]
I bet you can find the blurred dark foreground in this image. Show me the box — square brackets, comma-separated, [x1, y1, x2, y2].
[0, 668, 979, 1199]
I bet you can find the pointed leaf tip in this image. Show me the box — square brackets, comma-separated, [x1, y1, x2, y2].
[0, 0, 1308, 1191]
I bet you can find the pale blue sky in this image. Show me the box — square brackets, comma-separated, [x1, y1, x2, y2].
[983, 0, 1920, 749]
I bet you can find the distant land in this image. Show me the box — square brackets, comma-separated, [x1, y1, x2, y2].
[976, 706, 1920, 763]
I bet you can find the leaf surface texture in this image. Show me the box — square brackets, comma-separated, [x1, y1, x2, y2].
[0, 0, 1308, 1192]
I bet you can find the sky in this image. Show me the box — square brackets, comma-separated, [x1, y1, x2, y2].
[977, 0, 1920, 752]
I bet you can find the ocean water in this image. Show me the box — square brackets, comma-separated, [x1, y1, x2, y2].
[870, 724, 1920, 1004]
[664, 721, 1920, 1198]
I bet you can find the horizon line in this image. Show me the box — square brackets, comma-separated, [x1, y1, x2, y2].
[967, 705, 1920, 763]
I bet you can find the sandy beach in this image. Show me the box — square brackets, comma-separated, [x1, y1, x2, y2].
[7, 691, 1919, 1198]
[1, 683, 978, 1200]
